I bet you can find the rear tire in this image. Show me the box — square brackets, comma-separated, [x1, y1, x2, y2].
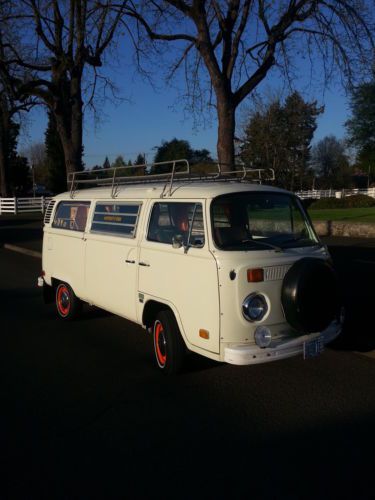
[153, 310, 185, 374]
[55, 282, 82, 320]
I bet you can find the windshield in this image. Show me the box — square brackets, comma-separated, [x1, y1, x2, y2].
[211, 192, 319, 251]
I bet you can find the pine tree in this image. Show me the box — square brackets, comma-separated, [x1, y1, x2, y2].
[240, 92, 323, 190]
[346, 78, 375, 172]
[134, 153, 146, 176]
[103, 156, 111, 169]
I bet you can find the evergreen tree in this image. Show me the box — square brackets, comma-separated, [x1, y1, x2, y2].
[111, 155, 126, 169]
[240, 92, 323, 190]
[346, 78, 375, 174]
[103, 156, 111, 169]
[0, 94, 21, 196]
[10, 155, 31, 195]
[45, 111, 66, 194]
[152, 139, 193, 174]
[134, 153, 146, 176]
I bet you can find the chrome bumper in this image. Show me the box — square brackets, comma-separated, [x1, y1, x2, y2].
[223, 321, 341, 366]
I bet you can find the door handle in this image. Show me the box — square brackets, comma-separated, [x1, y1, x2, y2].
[125, 259, 135, 264]
[139, 261, 150, 267]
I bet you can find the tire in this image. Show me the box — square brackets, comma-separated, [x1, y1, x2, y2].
[281, 257, 340, 333]
[153, 310, 185, 374]
[55, 282, 82, 320]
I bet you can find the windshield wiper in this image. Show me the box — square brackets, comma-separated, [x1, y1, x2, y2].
[278, 236, 321, 248]
[241, 239, 283, 252]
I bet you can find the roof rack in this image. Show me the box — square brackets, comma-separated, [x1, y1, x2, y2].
[68, 159, 275, 198]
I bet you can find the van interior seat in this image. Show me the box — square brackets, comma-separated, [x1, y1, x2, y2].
[214, 226, 248, 247]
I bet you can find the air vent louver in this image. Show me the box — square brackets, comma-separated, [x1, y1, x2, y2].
[44, 200, 56, 224]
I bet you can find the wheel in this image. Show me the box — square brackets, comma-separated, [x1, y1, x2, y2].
[55, 282, 82, 320]
[153, 310, 185, 374]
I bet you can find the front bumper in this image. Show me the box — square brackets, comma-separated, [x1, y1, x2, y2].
[224, 320, 341, 366]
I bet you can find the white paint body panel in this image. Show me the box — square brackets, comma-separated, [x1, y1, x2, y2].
[85, 232, 139, 321]
[138, 238, 220, 353]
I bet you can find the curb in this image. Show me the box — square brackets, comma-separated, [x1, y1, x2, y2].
[3, 244, 42, 259]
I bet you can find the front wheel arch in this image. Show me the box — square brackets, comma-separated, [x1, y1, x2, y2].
[142, 300, 175, 331]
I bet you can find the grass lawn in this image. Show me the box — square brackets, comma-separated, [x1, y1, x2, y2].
[308, 207, 375, 223]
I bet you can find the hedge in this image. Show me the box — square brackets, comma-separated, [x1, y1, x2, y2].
[308, 194, 375, 210]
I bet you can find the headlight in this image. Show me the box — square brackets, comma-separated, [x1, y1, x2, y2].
[242, 293, 268, 322]
[254, 326, 272, 348]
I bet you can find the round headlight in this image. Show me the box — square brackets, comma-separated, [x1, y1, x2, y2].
[254, 326, 272, 348]
[242, 293, 268, 322]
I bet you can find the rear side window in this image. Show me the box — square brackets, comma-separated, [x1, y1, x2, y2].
[52, 201, 90, 232]
[91, 202, 141, 238]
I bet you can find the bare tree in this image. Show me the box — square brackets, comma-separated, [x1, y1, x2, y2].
[0, 0, 127, 183]
[22, 141, 49, 188]
[126, 0, 375, 171]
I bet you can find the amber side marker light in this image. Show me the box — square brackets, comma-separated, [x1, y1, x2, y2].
[247, 268, 264, 282]
[199, 329, 210, 339]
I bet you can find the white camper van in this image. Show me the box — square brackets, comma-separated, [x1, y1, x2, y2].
[39, 161, 342, 374]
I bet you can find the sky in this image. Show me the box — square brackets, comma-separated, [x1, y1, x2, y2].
[18, 49, 351, 169]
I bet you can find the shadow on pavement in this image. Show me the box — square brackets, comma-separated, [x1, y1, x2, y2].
[327, 240, 375, 352]
[0, 214, 43, 252]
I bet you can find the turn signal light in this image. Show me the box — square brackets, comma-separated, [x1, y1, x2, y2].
[247, 268, 264, 282]
[199, 329, 210, 339]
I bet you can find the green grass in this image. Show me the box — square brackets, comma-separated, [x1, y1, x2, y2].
[308, 207, 375, 223]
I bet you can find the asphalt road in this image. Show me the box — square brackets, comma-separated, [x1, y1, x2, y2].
[1, 242, 375, 499]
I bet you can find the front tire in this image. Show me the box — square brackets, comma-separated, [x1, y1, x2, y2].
[55, 282, 82, 320]
[153, 310, 185, 374]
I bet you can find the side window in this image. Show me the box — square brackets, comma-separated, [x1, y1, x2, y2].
[91, 202, 141, 238]
[148, 202, 205, 247]
[52, 201, 90, 232]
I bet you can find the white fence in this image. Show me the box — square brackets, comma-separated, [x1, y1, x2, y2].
[0, 197, 52, 215]
[295, 187, 375, 200]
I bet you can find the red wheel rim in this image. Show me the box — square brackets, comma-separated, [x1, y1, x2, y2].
[154, 321, 167, 366]
[57, 285, 70, 316]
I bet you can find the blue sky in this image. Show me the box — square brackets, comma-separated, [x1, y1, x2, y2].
[19, 56, 351, 169]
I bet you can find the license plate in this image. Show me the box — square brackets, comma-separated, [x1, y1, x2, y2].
[303, 338, 324, 359]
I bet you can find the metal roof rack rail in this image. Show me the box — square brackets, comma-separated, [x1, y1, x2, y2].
[68, 159, 275, 198]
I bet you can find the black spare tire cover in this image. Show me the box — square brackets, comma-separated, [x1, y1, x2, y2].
[281, 257, 339, 334]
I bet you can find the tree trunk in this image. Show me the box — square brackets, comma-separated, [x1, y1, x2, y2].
[217, 99, 236, 173]
[70, 71, 84, 173]
[53, 73, 84, 190]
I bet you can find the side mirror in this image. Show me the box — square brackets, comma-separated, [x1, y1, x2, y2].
[172, 235, 183, 249]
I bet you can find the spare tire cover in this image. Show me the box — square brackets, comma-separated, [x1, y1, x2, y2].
[281, 257, 339, 334]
